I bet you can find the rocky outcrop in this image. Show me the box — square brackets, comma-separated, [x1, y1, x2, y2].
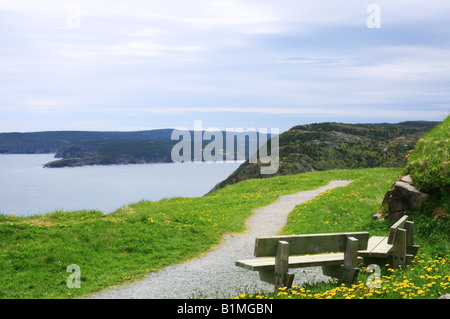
[373, 175, 429, 221]
[209, 122, 439, 193]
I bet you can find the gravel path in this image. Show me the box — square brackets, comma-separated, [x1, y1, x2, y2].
[89, 180, 353, 299]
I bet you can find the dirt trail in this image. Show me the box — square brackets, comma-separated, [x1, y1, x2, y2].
[89, 180, 353, 299]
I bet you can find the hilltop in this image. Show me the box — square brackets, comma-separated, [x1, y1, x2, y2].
[210, 121, 439, 192]
[405, 115, 450, 193]
[0, 121, 438, 170]
[1, 166, 448, 299]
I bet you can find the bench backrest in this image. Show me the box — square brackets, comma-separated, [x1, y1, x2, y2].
[387, 215, 409, 245]
[254, 232, 369, 257]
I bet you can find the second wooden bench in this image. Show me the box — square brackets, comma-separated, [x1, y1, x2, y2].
[359, 215, 419, 268]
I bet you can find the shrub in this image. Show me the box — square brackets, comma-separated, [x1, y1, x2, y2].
[405, 114, 450, 192]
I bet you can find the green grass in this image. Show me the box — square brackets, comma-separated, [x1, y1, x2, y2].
[0, 168, 378, 299]
[237, 252, 450, 299]
[1, 167, 448, 299]
[235, 168, 450, 300]
[405, 114, 450, 192]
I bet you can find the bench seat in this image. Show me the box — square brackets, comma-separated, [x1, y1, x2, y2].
[359, 216, 419, 267]
[236, 253, 364, 271]
[359, 236, 393, 258]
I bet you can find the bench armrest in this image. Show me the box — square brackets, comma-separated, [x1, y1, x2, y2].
[344, 237, 359, 267]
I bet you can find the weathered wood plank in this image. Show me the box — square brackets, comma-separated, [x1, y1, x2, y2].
[254, 232, 369, 257]
[258, 270, 274, 284]
[359, 236, 393, 258]
[362, 236, 385, 252]
[322, 265, 360, 284]
[392, 228, 407, 268]
[275, 241, 289, 290]
[259, 270, 295, 287]
[236, 253, 364, 271]
[388, 215, 408, 245]
[405, 221, 414, 247]
[344, 237, 358, 267]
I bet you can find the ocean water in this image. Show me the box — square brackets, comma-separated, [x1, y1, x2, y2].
[0, 154, 241, 217]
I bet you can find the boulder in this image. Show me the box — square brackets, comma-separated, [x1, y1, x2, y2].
[374, 175, 429, 221]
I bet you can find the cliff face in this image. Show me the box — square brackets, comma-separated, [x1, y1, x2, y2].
[209, 121, 439, 193]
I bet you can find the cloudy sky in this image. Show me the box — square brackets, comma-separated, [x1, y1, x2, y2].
[1, 0, 449, 133]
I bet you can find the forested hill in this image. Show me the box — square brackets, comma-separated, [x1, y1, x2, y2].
[0, 129, 265, 167]
[209, 121, 439, 192]
[0, 130, 175, 154]
[0, 121, 438, 170]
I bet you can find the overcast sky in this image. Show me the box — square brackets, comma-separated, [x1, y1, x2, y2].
[1, 0, 449, 133]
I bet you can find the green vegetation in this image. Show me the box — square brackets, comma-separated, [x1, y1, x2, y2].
[0, 168, 386, 298]
[236, 252, 450, 299]
[234, 169, 450, 300]
[0, 121, 437, 170]
[403, 115, 450, 219]
[1, 167, 449, 299]
[0, 129, 175, 154]
[1, 118, 448, 299]
[0, 129, 262, 167]
[0, 168, 365, 298]
[212, 121, 438, 192]
[44, 139, 176, 167]
[233, 116, 450, 300]
[405, 115, 450, 193]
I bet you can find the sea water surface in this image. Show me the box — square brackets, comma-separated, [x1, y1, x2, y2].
[0, 154, 242, 217]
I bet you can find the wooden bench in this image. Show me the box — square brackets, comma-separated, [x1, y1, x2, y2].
[359, 215, 419, 268]
[235, 232, 369, 290]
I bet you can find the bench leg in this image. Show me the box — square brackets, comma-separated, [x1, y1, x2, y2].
[322, 236, 360, 285]
[405, 221, 419, 261]
[393, 228, 406, 268]
[344, 237, 359, 268]
[322, 265, 360, 285]
[275, 241, 290, 290]
[259, 270, 294, 289]
[258, 241, 295, 290]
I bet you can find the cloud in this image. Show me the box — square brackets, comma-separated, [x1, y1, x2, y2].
[0, 1, 449, 132]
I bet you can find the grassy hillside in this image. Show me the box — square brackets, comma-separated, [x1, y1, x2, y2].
[211, 121, 438, 192]
[403, 115, 450, 218]
[405, 115, 450, 193]
[1, 167, 449, 299]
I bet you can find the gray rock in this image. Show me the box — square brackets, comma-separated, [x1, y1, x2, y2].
[377, 175, 428, 221]
[393, 180, 428, 212]
[399, 174, 413, 184]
